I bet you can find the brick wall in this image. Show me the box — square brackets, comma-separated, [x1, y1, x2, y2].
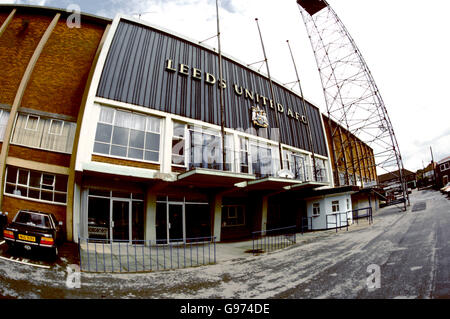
[0, 13, 53, 105]
[0, 12, 8, 26]
[8, 145, 71, 167]
[21, 19, 105, 118]
[2, 195, 66, 226]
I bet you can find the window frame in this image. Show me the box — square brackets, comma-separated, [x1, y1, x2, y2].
[11, 113, 76, 154]
[48, 119, 64, 136]
[171, 121, 187, 167]
[331, 200, 340, 213]
[93, 107, 162, 164]
[221, 205, 246, 227]
[24, 115, 40, 131]
[0, 109, 10, 142]
[4, 167, 68, 205]
[312, 202, 321, 217]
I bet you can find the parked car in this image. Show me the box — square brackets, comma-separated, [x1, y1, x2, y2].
[3, 210, 63, 258]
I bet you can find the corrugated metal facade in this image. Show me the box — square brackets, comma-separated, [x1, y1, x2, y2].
[96, 20, 328, 156]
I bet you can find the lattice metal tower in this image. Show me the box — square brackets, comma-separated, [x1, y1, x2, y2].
[296, 0, 409, 209]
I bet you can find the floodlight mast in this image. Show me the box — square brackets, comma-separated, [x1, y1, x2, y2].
[296, 0, 409, 210]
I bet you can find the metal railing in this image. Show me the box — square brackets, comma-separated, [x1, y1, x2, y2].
[183, 148, 329, 184]
[352, 207, 373, 225]
[300, 217, 312, 234]
[326, 212, 351, 232]
[78, 236, 216, 273]
[326, 207, 374, 232]
[252, 226, 297, 255]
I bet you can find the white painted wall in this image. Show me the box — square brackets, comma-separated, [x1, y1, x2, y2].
[306, 193, 353, 230]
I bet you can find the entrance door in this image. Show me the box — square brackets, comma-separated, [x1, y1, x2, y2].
[168, 203, 184, 242]
[111, 200, 130, 241]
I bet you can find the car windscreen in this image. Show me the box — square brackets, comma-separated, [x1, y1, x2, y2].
[14, 211, 51, 228]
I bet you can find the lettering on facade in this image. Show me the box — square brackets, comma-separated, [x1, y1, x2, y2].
[165, 59, 308, 125]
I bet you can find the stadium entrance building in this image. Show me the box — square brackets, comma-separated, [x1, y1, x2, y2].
[1, 5, 378, 244]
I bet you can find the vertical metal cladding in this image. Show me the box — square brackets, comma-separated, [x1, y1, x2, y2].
[97, 20, 328, 156]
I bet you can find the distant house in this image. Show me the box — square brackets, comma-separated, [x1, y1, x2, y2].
[436, 156, 450, 187]
[378, 169, 417, 189]
[416, 162, 437, 188]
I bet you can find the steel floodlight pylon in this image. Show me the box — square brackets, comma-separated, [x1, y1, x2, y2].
[296, 0, 409, 209]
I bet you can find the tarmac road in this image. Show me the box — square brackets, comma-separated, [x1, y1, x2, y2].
[0, 189, 449, 299]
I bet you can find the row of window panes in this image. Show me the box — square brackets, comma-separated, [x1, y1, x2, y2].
[94, 108, 325, 180]
[88, 189, 144, 201]
[93, 107, 161, 163]
[11, 113, 76, 154]
[5, 167, 67, 204]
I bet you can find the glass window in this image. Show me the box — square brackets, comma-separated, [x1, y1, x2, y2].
[14, 211, 50, 228]
[315, 159, 328, 182]
[172, 122, 185, 166]
[93, 106, 161, 163]
[188, 126, 222, 170]
[185, 204, 211, 238]
[332, 200, 340, 213]
[88, 197, 110, 240]
[221, 205, 245, 227]
[0, 110, 10, 141]
[95, 123, 112, 143]
[25, 115, 39, 131]
[313, 203, 320, 216]
[4, 166, 68, 204]
[250, 143, 273, 177]
[240, 137, 249, 174]
[11, 113, 76, 154]
[49, 120, 64, 135]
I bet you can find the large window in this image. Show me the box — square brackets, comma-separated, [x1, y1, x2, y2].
[87, 189, 144, 241]
[285, 150, 308, 181]
[250, 143, 273, 178]
[189, 125, 222, 170]
[314, 158, 328, 182]
[93, 107, 161, 163]
[5, 166, 68, 204]
[11, 113, 76, 153]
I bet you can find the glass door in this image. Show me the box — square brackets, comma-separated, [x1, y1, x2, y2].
[111, 200, 130, 242]
[168, 203, 185, 243]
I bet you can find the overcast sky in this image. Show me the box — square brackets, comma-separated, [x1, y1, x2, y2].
[2, 0, 449, 172]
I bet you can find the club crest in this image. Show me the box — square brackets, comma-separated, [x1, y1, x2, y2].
[251, 106, 269, 128]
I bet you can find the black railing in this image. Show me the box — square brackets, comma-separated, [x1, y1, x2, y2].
[326, 212, 351, 232]
[252, 226, 297, 255]
[301, 217, 312, 234]
[78, 236, 216, 273]
[352, 207, 373, 225]
[326, 207, 374, 232]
